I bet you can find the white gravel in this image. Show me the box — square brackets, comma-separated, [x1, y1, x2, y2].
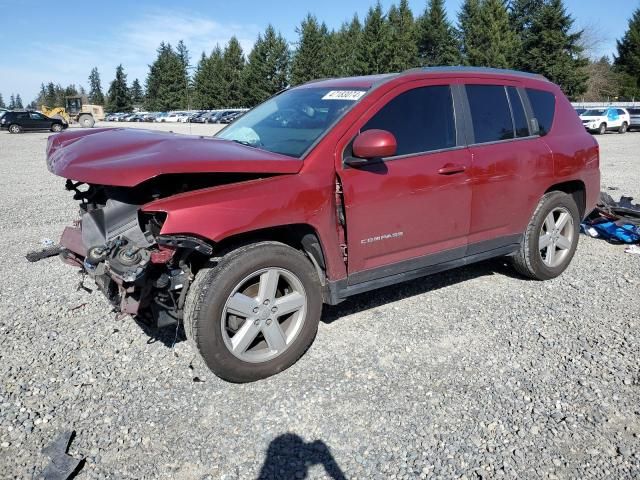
[0, 124, 639, 479]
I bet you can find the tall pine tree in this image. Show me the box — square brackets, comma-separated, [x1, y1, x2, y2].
[333, 15, 364, 77]
[509, 0, 545, 35]
[291, 15, 332, 84]
[387, 0, 418, 72]
[88, 67, 105, 105]
[8, 94, 15, 109]
[459, 0, 519, 68]
[358, 2, 392, 74]
[14, 94, 23, 109]
[520, 0, 587, 98]
[106, 65, 133, 112]
[417, 0, 461, 66]
[193, 46, 227, 108]
[614, 8, 640, 98]
[0, 93, 5, 108]
[145, 43, 189, 110]
[458, 0, 483, 66]
[243, 26, 290, 106]
[130, 78, 144, 105]
[221, 37, 246, 107]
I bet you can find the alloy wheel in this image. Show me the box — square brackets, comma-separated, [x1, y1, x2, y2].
[221, 267, 307, 363]
[538, 207, 575, 268]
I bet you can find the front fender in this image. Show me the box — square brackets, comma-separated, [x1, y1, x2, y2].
[141, 174, 346, 280]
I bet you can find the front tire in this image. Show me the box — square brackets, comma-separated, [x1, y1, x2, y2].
[184, 242, 322, 383]
[51, 123, 63, 132]
[511, 191, 580, 280]
[598, 123, 607, 135]
[79, 114, 95, 128]
[8, 124, 21, 134]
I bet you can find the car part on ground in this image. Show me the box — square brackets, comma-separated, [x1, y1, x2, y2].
[582, 192, 640, 244]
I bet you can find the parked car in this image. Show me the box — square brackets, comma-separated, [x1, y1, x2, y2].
[154, 112, 169, 122]
[1, 111, 68, 133]
[208, 110, 237, 123]
[219, 111, 244, 124]
[47, 67, 599, 382]
[579, 107, 630, 134]
[627, 107, 640, 130]
[157, 112, 185, 123]
[574, 108, 586, 116]
[188, 111, 209, 123]
[189, 111, 211, 123]
[127, 114, 146, 122]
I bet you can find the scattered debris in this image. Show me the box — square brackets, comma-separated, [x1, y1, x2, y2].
[625, 245, 640, 255]
[582, 193, 640, 244]
[68, 303, 87, 312]
[26, 244, 62, 263]
[39, 430, 84, 480]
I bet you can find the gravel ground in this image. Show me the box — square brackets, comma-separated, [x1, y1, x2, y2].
[0, 124, 639, 479]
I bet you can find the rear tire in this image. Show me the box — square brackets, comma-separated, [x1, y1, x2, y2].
[511, 191, 580, 280]
[8, 124, 21, 134]
[619, 122, 628, 134]
[184, 242, 322, 383]
[598, 123, 607, 135]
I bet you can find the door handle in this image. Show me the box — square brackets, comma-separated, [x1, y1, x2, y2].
[438, 164, 466, 175]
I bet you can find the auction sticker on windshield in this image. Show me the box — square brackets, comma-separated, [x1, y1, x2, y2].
[322, 90, 366, 101]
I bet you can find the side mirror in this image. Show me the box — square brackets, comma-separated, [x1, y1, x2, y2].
[347, 129, 397, 165]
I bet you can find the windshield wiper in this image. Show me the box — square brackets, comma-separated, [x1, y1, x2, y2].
[231, 139, 255, 147]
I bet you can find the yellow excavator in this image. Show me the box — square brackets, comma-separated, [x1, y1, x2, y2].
[41, 96, 105, 128]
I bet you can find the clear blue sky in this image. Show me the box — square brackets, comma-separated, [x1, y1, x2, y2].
[1, 0, 638, 103]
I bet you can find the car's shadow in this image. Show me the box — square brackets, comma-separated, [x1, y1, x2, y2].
[321, 257, 518, 324]
[136, 257, 521, 347]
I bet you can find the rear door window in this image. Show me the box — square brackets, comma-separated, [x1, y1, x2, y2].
[526, 88, 556, 136]
[507, 87, 530, 138]
[465, 85, 514, 143]
[362, 85, 456, 156]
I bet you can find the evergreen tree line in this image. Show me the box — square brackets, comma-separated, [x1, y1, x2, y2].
[17, 2, 640, 111]
[0, 93, 24, 109]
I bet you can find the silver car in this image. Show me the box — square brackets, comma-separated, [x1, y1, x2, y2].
[628, 107, 640, 131]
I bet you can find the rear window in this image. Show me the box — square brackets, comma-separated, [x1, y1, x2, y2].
[466, 85, 514, 143]
[629, 108, 640, 115]
[526, 88, 556, 136]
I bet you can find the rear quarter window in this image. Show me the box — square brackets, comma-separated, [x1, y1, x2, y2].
[526, 88, 556, 136]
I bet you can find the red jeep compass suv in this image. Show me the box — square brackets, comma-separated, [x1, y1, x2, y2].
[48, 67, 600, 382]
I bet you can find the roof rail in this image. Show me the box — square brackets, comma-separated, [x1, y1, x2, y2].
[404, 66, 549, 82]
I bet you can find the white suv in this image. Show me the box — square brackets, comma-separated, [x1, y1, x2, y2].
[580, 107, 631, 134]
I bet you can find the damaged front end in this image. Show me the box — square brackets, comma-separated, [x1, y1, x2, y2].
[59, 178, 213, 328]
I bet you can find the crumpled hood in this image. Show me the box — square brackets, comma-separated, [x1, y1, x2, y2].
[46, 128, 302, 187]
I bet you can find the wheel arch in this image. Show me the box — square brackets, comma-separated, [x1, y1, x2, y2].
[545, 179, 586, 218]
[212, 224, 328, 284]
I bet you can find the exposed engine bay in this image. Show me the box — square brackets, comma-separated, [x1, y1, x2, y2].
[58, 173, 262, 327]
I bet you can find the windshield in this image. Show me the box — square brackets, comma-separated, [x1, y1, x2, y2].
[582, 109, 606, 116]
[216, 87, 368, 158]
